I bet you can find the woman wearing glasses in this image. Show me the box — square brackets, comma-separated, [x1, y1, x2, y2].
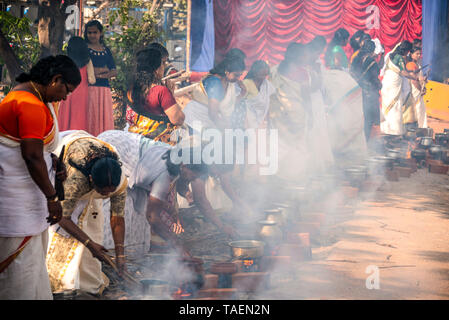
[0, 55, 80, 299]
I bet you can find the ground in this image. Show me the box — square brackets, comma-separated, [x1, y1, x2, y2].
[60, 118, 449, 300]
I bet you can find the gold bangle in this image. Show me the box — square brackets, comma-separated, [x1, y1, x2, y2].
[116, 255, 126, 258]
[83, 239, 90, 247]
[115, 244, 124, 247]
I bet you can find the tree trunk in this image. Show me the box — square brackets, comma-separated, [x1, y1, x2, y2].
[0, 28, 24, 84]
[37, 0, 77, 58]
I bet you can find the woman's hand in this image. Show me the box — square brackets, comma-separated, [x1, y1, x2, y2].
[170, 219, 184, 235]
[94, 67, 110, 78]
[46, 200, 63, 225]
[87, 241, 109, 262]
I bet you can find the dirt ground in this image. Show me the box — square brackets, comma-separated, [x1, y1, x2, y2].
[62, 118, 449, 300]
[256, 167, 449, 300]
[255, 118, 449, 300]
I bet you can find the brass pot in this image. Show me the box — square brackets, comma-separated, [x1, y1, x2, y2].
[228, 240, 265, 259]
[257, 220, 283, 246]
[272, 202, 297, 222]
[285, 185, 308, 203]
[264, 209, 286, 228]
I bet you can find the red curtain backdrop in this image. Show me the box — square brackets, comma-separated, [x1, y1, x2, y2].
[214, 0, 422, 66]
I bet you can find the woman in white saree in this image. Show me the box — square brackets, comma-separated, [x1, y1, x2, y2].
[0, 56, 80, 300]
[269, 43, 313, 184]
[46, 131, 127, 295]
[380, 41, 418, 135]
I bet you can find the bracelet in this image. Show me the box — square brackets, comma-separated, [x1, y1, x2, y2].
[116, 255, 126, 258]
[115, 244, 124, 247]
[83, 239, 90, 247]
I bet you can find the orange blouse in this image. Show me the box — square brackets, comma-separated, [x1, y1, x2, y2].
[0, 91, 54, 141]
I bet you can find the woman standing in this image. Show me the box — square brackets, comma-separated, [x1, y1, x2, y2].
[324, 28, 350, 70]
[404, 46, 427, 128]
[0, 55, 80, 299]
[305, 36, 335, 173]
[84, 20, 116, 136]
[46, 131, 127, 296]
[127, 48, 185, 145]
[380, 41, 417, 136]
[243, 60, 275, 130]
[59, 36, 96, 132]
[351, 40, 382, 141]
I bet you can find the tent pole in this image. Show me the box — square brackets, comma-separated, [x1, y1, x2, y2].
[186, 0, 191, 73]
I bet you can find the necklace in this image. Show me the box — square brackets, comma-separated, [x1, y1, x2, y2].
[30, 81, 44, 102]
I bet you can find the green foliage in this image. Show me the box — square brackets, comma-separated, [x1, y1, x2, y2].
[105, 0, 160, 104]
[0, 12, 40, 74]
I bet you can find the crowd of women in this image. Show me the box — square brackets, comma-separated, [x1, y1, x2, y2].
[0, 20, 428, 299]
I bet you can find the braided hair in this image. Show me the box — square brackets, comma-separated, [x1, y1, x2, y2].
[69, 144, 122, 189]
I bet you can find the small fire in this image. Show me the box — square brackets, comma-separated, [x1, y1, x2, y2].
[407, 141, 414, 159]
[172, 286, 192, 299]
[243, 259, 254, 267]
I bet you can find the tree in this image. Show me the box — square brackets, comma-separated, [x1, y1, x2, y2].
[0, 0, 78, 86]
[0, 12, 40, 87]
[36, 0, 78, 58]
[106, 0, 161, 129]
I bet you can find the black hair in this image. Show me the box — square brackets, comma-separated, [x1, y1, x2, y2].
[68, 144, 122, 189]
[331, 28, 350, 47]
[209, 56, 245, 77]
[245, 60, 269, 80]
[351, 39, 376, 74]
[360, 39, 375, 55]
[149, 42, 169, 58]
[413, 39, 422, 48]
[307, 36, 327, 54]
[279, 42, 305, 74]
[392, 40, 413, 58]
[350, 30, 365, 51]
[130, 48, 163, 118]
[84, 20, 105, 45]
[163, 148, 210, 178]
[67, 36, 90, 68]
[410, 45, 421, 54]
[16, 55, 81, 87]
[225, 48, 247, 62]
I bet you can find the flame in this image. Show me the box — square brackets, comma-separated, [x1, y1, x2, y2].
[172, 286, 192, 299]
[407, 141, 413, 159]
[243, 259, 254, 267]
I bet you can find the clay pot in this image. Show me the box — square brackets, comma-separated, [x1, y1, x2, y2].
[429, 163, 449, 174]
